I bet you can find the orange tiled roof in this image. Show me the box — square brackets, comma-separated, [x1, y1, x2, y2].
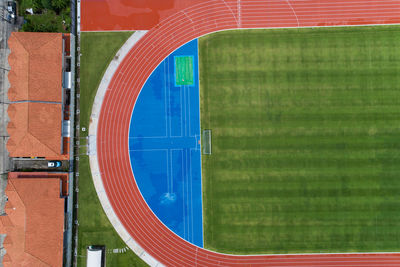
[7, 102, 62, 158]
[9, 172, 69, 196]
[7, 32, 67, 159]
[7, 32, 62, 102]
[1, 174, 64, 267]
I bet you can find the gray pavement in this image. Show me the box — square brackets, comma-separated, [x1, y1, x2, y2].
[0, 0, 20, 264]
[12, 159, 70, 172]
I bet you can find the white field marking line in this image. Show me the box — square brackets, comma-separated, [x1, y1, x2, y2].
[114, 8, 247, 232]
[184, 148, 190, 242]
[117, 22, 400, 258]
[242, 5, 400, 12]
[170, 149, 174, 193]
[169, 56, 183, 138]
[168, 58, 173, 139]
[113, 18, 268, 251]
[184, 148, 189, 241]
[185, 148, 190, 241]
[178, 70, 183, 137]
[221, 0, 240, 27]
[104, 9, 238, 262]
[238, 0, 242, 28]
[123, 4, 398, 171]
[240, 12, 400, 19]
[240, 3, 400, 9]
[101, 0, 400, 264]
[104, 50, 400, 267]
[119, 5, 242, 93]
[181, 85, 186, 136]
[169, 149, 173, 193]
[125, 132, 181, 265]
[128, 148, 169, 152]
[181, 10, 194, 23]
[180, 148, 186, 239]
[180, 10, 197, 32]
[286, 0, 299, 27]
[119, 15, 235, 114]
[243, 0, 400, 6]
[164, 59, 169, 137]
[182, 148, 187, 240]
[115, 0, 394, 97]
[111, 56, 398, 266]
[194, 247, 198, 266]
[195, 38, 205, 246]
[189, 148, 194, 243]
[187, 85, 192, 136]
[164, 149, 172, 195]
[183, 83, 188, 137]
[130, 135, 198, 140]
[166, 145, 170, 193]
[156, 0, 211, 26]
[170, 79, 183, 138]
[170, 57, 184, 138]
[121, 27, 400, 262]
[130, 136, 175, 139]
[129, 64, 168, 139]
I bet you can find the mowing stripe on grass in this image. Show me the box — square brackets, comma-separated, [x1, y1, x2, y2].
[200, 26, 400, 254]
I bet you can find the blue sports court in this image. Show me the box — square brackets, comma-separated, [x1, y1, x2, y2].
[129, 39, 203, 247]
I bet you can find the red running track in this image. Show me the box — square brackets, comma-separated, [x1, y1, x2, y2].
[97, 1, 400, 266]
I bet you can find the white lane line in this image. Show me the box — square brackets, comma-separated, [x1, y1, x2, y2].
[285, 0, 300, 27]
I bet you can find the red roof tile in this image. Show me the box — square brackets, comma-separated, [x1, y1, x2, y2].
[7, 103, 62, 158]
[1, 174, 64, 267]
[7, 32, 62, 102]
[6, 32, 68, 159]
[9, 172, 69, 197]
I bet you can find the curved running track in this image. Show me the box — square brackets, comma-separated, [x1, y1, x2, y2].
[97, 0, 400, 266]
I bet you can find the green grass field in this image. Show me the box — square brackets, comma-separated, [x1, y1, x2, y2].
[78, 32, 147, 267]
[200, 26, 400, 254]
[175, 56, 194, 85]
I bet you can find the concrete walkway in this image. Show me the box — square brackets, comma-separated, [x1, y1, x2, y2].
[88, 30, 164, 267]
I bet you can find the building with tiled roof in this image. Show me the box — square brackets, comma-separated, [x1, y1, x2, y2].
[1, 173, 66, 267]
[7, 102, 63, 158]
[7, 32, 63, 102]
[7, 32, 71, 159]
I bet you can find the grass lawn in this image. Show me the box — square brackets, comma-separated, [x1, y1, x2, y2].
[79, 32, 133, 133]
[78, 32, 147, 266]
[200, 26, 400, 254]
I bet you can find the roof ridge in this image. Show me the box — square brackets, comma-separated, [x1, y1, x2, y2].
[26, 131, 59, 156]
[6, 179, 26, 212]
[13, 32, 58, 53]
[25, 247, 52, 266]
[7, 103, 29, 154]
[6, 177, 61, 267]
[27, 102, 61, 156]
[11, 33, 28, 54]
[35, 33, 60, 50]
[27, 41, 30, 102]
[8, 36, 29, 102]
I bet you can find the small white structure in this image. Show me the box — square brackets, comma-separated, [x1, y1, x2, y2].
[86, 246, 104, 267]
[63, 71, 72, 89]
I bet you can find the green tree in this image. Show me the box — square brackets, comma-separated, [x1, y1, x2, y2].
[40, 0, 52, 9]
[22, 10, 61, 32]
[51, 0, 69, 12]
